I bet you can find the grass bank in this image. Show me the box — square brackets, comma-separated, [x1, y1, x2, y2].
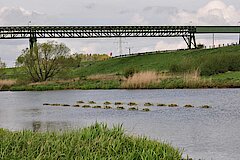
[1, 45, 240, 90]
[0, 123, 183, 160]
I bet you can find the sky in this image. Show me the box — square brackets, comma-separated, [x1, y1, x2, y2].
[0, 0, 240, 66]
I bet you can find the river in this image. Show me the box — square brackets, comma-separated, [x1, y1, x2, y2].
[0, 89, 240, 159]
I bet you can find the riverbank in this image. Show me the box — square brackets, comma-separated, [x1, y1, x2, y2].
[3, 71, 240, 91]
[0, 123, 183, 160]
[1, 45, 240, 91]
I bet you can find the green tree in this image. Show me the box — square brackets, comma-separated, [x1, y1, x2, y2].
[17, 41, 70, 82]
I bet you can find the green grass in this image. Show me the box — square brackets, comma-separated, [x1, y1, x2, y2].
[9, 79, 121, 91]
[3, 46, 240, 79]
[210, 71, 240, 81]
[0, 123, 183, 159]
[66, 46, 240, 78]
[2, 46, 240, 90]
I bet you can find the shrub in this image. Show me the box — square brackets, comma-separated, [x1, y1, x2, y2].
[123, 67, 138, 78]
[170, 52, 240, 76]
[169, 58, 195, 73]
[200, 54, 240, 76]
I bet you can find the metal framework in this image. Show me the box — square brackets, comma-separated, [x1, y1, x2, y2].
[0, 26, 197, 49]
[0, 26, 239, 50]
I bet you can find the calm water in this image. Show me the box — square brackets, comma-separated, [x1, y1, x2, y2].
[1, 89, 240, 160]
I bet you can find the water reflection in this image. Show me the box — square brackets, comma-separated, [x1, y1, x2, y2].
[32, 121, 41, 132]
[32, 121, 71, 132]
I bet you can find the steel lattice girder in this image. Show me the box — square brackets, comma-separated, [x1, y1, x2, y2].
[0, 26, 196, 39]
[1, 26, 239, 49]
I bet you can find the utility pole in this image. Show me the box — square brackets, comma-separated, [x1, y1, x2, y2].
[238, 21, 240, 45]
[119, 38, 123, 55]
[212, 33, 215, 48]
[114, 38, 127, 56]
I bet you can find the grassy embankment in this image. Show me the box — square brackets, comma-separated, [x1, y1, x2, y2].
[0, 123, 183, 160]
[1, 45, 240, 90]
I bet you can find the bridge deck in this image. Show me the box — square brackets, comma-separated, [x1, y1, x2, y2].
[0, 26, 239, 39]
[0, 26, 239, 49]
[0, 26, 196, 39]
[196, 26, 240, 33]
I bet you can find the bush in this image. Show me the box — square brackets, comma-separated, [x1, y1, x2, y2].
[169, 58, 196, 73]
[200, 54, 240, 76]
[123, 67, 138, 78]
[169, 52, 240, 76]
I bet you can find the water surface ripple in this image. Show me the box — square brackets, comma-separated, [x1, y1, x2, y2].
[0, 89, 240, 160]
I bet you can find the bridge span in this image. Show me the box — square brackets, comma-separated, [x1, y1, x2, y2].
[0, 26, 239, 50]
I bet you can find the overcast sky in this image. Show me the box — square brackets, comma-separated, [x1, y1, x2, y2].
[0, 0, 240, 66]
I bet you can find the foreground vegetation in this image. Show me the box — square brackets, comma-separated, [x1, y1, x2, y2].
[0, 123, 183, 160]
[1, 45, 240, 90]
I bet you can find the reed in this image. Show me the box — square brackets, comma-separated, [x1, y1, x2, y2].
[183, 69, 201, 85]
[0, 123, 183, 159]
[183, 69, 213, 88]
[0, 79, 16, 90]
[121, 71, 159, 89]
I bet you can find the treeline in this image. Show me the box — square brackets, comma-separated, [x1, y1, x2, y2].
[60, 53, 110, 68]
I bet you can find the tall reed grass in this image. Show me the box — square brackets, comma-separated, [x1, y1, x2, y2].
[121, 71, 159, 89]
[121, 70, 216, 89]
[0, 123, 183, 159]
[183, 69, 212, 88]
[0, 79, 16, 90]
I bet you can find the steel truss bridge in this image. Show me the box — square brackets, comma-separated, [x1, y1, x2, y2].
[0, 26, 239, 50]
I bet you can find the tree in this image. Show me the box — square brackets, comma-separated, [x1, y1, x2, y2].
[0, 58, 6, 68]
[17, 41, 70, 82]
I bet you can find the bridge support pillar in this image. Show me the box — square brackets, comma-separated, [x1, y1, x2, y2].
[183, 33, 197, 49]
[29, 37, 37, 54]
